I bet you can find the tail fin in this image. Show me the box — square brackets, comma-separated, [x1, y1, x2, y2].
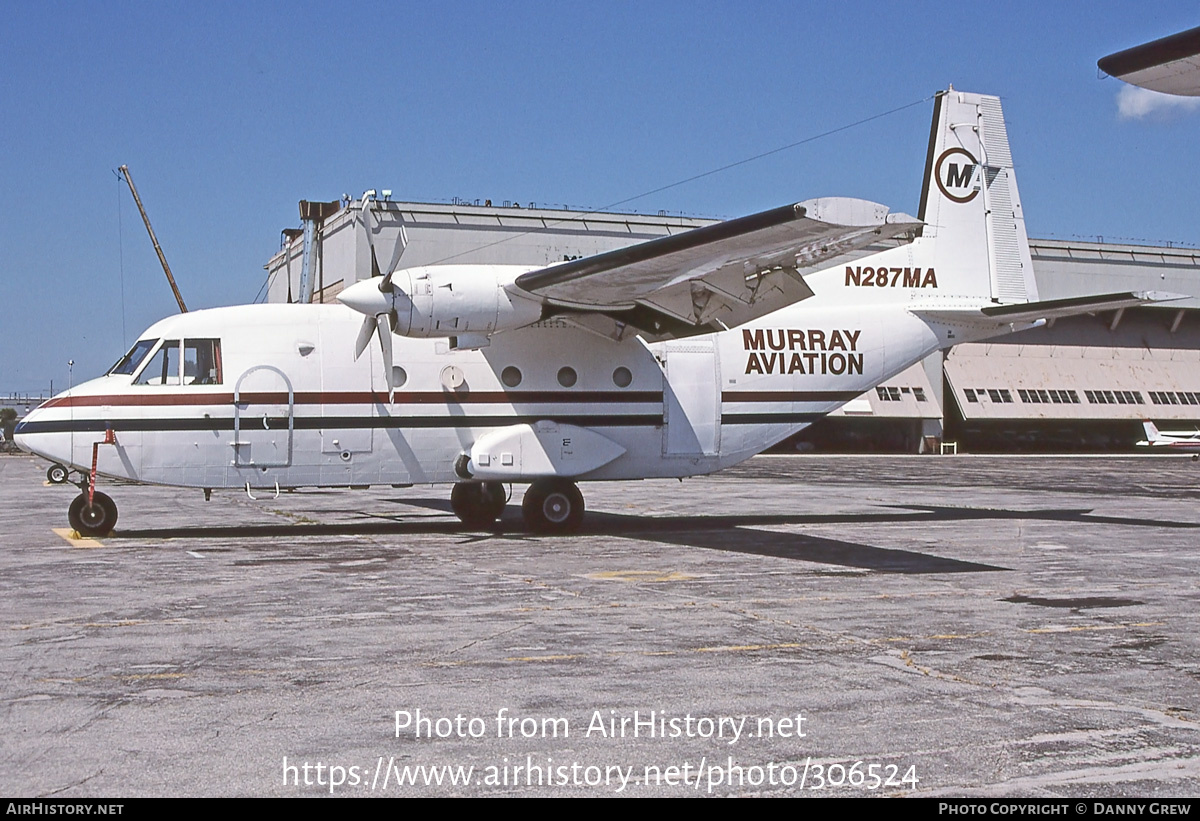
[1143, 420, 1162, 442]
[915, 89, 1038, 304]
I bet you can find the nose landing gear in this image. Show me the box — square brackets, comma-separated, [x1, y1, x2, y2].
[68, 491, 118, 537]
[63, 429, 120, 537]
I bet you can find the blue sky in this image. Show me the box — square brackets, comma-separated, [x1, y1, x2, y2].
[2, 2, 1198, 394]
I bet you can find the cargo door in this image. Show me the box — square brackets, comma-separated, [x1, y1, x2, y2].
[318, 320, 374, 455]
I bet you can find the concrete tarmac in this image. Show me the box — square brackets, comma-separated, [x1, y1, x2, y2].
[2, 452, 1199, 797]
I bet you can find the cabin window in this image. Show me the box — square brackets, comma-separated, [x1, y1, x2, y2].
[501, 366, 522, 388]
[184, 339, 223, 385]
[612, 367, 632, 388]
[557, 367, 577, 388]
[109, 338, 158, 376]
[135, 341, 182, 385]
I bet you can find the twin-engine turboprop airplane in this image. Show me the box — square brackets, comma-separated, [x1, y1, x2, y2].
[16, 89, 1174, 536]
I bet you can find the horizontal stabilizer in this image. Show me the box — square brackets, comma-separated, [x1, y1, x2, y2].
[915, 291, 1185, 326]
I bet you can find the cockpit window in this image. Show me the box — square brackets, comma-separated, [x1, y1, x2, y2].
[134, 340, 182, 385]
[184, 339, 223, 385]
[108, 338, 158, 376]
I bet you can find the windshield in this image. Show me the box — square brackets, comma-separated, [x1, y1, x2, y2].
[108, 339, 159, 376]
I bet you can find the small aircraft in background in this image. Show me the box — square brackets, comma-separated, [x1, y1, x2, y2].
[15, 89, 1176, 536]
[1138, 421, 1200, 458]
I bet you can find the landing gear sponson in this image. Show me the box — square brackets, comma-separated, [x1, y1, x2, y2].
[450, 479, 585, 533]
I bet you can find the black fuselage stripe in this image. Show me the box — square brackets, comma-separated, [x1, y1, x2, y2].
[18, 415, 663, 433]
[17, 412, 822, 435]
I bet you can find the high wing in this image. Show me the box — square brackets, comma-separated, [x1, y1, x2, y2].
[1098, 26, 1200, 96]
[515, 197, 919, 341]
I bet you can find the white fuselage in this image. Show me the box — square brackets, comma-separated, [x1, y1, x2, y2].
[15, 263, 950, 489]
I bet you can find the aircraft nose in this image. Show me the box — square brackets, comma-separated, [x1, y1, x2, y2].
[338, 277, 394, 317]
[13, 409, 43, 454]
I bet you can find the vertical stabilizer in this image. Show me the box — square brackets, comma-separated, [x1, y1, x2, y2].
[917, 89, 1038, 303]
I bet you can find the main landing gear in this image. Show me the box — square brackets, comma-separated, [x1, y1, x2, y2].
[521, 478, 585, 533]
[449, 478, 586, 533]
[450, 481, 508, 528]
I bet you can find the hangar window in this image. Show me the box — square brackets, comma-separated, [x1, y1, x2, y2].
[134, 340, 182, 386]
[184, 339, 223, 385]
[1150, 391, 1181, 405]
[913, 387, 927, 402]
[109, 338, 159, 376]
[963, 389, 978, 403]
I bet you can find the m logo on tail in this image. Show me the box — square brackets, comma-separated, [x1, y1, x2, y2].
[934, 148, 979, 203]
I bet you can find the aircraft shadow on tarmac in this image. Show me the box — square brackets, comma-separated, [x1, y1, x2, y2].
[110, 501, 1198, 575]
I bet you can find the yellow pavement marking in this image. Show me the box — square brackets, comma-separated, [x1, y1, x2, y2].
[52, 528, 105, 548]
[587, 570, 698, 583]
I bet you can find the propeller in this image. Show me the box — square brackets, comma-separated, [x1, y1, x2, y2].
[343, 192, 408, 402]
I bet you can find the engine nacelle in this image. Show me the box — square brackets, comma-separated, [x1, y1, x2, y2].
[391, 265, 543, 339]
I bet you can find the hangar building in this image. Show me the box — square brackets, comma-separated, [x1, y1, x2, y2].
[264, 198, 1200, 453]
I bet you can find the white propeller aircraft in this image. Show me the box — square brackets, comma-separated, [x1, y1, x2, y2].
[1138, 421, 1200, 458]
[16, 89, 1173, 536]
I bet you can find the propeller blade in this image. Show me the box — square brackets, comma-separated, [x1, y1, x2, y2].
[361, 194, 383, 278]
[353, 314, 375, 360]
[376, 318, 395, 403]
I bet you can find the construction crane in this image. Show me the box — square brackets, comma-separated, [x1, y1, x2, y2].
[118, 164, 188, 313]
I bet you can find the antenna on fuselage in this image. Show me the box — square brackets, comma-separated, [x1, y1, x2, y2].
[117, 165, 188, 313]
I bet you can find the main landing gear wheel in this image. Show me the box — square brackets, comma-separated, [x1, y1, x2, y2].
[450, 481, 507, 527]
[68, 491, 118, 537]
[521, 479, 584, 534]
[46, 463, 69, 484]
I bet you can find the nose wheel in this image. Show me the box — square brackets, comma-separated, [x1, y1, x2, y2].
[68, 491, 118, 537]
[521, 479, 585, 533]
[450, 481, 508, 527]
